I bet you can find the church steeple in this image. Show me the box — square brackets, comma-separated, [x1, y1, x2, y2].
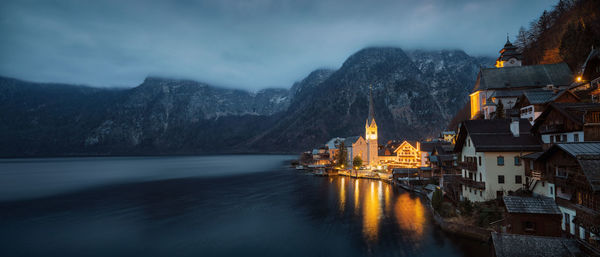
[495, 34, 522, 68]
[367, 84, 376, 127]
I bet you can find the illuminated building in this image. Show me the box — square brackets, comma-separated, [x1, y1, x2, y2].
[470, 37, 573, 120]
[365, 85, 378, 167]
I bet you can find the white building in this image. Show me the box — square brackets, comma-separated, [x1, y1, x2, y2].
[455, 119, 542, 202]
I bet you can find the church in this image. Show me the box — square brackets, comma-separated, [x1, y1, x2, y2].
[346, 85, 379, 168]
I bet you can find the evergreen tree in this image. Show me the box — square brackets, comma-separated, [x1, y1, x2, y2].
[495, 101, 505, 119]
[352, 156, 363, 169]
[336, 141, 347, 168]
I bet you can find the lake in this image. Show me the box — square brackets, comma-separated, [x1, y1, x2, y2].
[0, 155, 488, 256]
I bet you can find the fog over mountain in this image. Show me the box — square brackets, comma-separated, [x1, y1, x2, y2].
[1, 0, 551, 90]
[0, 47, 493, 157]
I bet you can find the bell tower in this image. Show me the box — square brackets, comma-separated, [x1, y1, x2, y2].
[365, 85, 378, 167]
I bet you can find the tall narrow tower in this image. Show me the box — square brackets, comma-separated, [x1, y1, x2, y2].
[365, 85, 378, 167]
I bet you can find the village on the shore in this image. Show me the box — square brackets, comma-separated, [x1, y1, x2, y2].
[295, 38, 600, 256]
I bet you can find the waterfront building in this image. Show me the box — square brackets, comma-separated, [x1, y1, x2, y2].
[365, 85, 378, 167]
[502, 195, 562, 237]
[325, 137, 345, 162]
[345, 136, 367, 168]
[455, 119, 542, 202]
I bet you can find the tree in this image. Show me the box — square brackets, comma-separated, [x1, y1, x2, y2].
[336, 141, 347, 168]
[515, 26, 529, 51]
[352, 156, 363, 169]
[432, 189, 443, 212]
[494, 100, 505, 119]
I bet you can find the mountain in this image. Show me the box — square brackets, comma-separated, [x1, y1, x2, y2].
[0, 47, 492, 157]
[247, 47, 492, 152]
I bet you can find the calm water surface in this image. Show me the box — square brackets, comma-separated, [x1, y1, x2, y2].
[0, 155, 488, 256]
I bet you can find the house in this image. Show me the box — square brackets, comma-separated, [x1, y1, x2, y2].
[394, 140, 423, 169]
[571, 47, 600, 103]
[535, 143, 600, 246]
[325, 137, 345, 162]
[490, 233, 591, 257]
[532, 102, 600, 149]
[516, 89, 579, 125]
[502, 195, 562, 237]
[469, 38, 573, 119]
[441, 130, 456, 144]
[345, 136, 367, 168]
[454, 119, 542, 202]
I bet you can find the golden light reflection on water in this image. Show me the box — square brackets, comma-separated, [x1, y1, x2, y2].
[394, 193, 426, 238]
[363, 181, 381, 241]
[339, 177, 346, 211]
[335, 178, 426, 243]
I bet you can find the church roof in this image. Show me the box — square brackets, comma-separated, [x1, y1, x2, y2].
[345, 136, 363, 145]
[474, 63, 573, 91]
[497, 37, 522, 62]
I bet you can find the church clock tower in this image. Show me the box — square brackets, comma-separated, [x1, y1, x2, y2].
[365, 85, 378, 168]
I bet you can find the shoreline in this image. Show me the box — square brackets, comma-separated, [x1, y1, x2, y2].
[308, 168, 492, 243]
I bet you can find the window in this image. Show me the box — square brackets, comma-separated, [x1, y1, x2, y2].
[550, 186, 554, 195]
[480, 191, 482, 197]
[574, 134, 579, 142]
[563, 135, 567, 142]
[515, 175, 522, 184]
[514, 156, 521, 166]
[498, 175, 505, 184]
[550, 135, 554, 143]
[478, 156, 481, 166]
[479, 173, 482, 182]
[497, 156, 504, 166]
[468, 139, 471, 147]
[524, 221, 536, 232]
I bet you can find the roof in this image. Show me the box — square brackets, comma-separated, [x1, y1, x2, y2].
[580, 47, 600, 79]
[392, 168, 418, 174]
[454, 119, 542, 152]
[521, 151, 543, 160]
[497, 37, 522, 62]
[522, 90, 561, 104]
[345, 136, 362, 145]
[490, 90, 525, 98]
[491, 233, 584, 257]
[538, 143, 600, 191]
[532, 103, 600, 130]
[579, 155, 600, 192]
[325, 137, 345, 149]
[503, 196, 561, 214]
[474, 63, 573, 91]
[421, 141, 450, 152]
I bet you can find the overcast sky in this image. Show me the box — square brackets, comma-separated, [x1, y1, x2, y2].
[0, 0, 555, 90]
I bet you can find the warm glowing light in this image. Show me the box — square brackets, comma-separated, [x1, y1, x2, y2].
[363, 181, 381, 242]
[495, 60, 504, 68]
[394, 194, 425, 238]
[354, 179, 360, 214]
[576, 76, 582, 82]
[339, 177, 346, 212]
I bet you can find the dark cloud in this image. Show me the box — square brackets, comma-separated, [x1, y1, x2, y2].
[0, 0, 554, 90]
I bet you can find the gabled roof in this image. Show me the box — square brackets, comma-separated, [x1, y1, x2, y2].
[503, 196, 561, 214]
[521, 90, 563, 105]
[532, 103, 600, 131]
[420, 141, 450, 152]
[454, 119, 542, 152]
[393, 140, 419, 153]
[491, 233, 583, 257]
[474, 63, 573, 91]
[345, 136, 363, 145]
[538, 143, 600, 191]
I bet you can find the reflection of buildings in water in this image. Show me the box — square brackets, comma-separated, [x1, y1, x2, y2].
[339, 177, 346, 212]
[384, 182, 391, 215]
[363, 181, 382, 242]
[354, 179, 360, 215]
[394, 193, 426, 238]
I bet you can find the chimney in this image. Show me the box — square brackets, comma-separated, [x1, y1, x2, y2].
[510, 118, 520, 137]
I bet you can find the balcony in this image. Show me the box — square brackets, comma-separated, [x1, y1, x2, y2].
[458, 161, 477, 171]
[539, 124, 565, 134]
[460, 177, 486, 190]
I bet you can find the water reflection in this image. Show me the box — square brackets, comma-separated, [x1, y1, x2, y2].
[338, 178, 426, 243]
[395, 194, 426, 238]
